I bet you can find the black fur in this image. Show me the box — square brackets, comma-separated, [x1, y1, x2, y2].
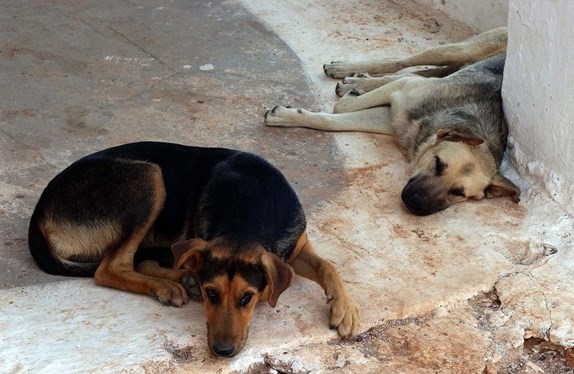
[28, 142, 306, 276]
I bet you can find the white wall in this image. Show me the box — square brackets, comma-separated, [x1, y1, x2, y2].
[503, 0, 574, 214]
[412, 0, 508, 31]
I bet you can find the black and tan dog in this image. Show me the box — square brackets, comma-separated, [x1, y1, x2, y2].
[265, 27, 520, 215]
[28, 141, 360, 357]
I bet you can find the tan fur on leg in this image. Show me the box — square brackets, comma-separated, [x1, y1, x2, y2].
[93, 166, 188, 307]
[336, 65, 456, 96]
[137, 260, 189, 283]
[333, 76, 418, 113]
[324, 27, 507, 78]
[265, 105, 393, 134]
[289, 240, 360, 337]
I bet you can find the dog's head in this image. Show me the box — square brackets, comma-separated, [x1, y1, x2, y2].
[172, 238, 294, 357]
[402, 128, 520, 216]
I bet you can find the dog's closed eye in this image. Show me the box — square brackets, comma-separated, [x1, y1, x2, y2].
[434, 156, 447, 176]
[448, 188, 465, 197]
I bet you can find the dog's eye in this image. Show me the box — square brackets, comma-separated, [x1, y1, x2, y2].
[434, 156, 446, 176]
[239, 292, 254, 307]
[448, 188, 465, 197]
[205, 288, 220, 304]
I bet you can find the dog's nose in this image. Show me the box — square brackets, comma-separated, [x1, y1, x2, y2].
[212, 342, 235, 357]
[401, 189, 433, 216]
[401, 188, 447, 216]
[401, 188, 424, 213]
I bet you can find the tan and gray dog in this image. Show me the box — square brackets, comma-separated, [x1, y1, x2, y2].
[265, 27, 519, 215]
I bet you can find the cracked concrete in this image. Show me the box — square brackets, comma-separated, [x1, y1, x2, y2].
[1, 0, 573, 373]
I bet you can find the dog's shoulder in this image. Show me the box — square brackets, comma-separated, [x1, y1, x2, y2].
[198, 152, 306, 260]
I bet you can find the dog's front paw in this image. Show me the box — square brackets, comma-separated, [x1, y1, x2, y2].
[154, 279, 189, 307]
[324, 61, 359, 79]
[182, 272, 202, 301]
[264, 105, 304, 127]
[335, 83, 366, 97]
[333, 90, 364, 114]
[329, 292, 361, 337]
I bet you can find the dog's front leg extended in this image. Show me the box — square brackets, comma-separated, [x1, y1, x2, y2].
[333, 76, 416, 113]
[265, 105, 393, 135]
[335, 66, 456, 97]
[289, 240, 360, 337]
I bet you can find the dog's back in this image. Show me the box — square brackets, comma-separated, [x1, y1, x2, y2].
[28, 142, 306, 277]
[395, 55, 508, 165]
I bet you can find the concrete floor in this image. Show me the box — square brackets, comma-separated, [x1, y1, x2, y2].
[1, 0, 573, 373]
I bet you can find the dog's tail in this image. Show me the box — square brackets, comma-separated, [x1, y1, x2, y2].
[28, 213, 99, 277]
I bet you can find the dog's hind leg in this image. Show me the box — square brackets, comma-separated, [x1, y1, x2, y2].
[265, 105, 393, 134]
[290, 239, 361, 337]
[94, 164, 189, 307]
[400, 26, 507, 67]
[335, 65, 456, 96]
[324, 27, 507, 78]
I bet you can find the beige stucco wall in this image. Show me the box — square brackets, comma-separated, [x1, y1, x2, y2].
[503, 0, 574, 214]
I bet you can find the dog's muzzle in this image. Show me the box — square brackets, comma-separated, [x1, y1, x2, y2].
[401, 177, 449, 216]
[212, 342, 236, 357]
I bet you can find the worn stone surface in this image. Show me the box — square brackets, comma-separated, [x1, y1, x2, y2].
[1, 0, 573, 373]
[0, 0, 332, 288]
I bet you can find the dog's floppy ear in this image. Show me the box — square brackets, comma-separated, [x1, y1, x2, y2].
[484, 173, 520, 202]
[260, 252, 294, 308]
[437, 128, 484, 146]
[172, 238, 209, 274]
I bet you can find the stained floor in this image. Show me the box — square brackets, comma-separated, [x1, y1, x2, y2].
[1, 0, 573, 373]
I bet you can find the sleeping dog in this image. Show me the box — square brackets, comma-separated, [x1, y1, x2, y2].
[28, 141, 360, 357]
[265, 27, 520, 215]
